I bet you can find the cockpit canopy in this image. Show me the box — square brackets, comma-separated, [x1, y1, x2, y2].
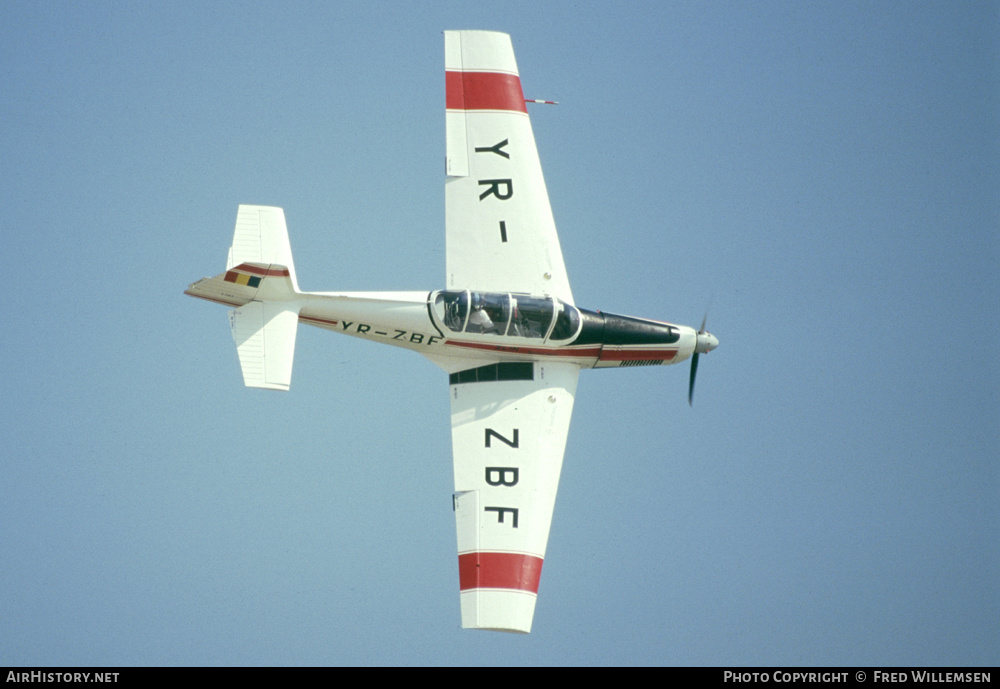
[432, 290, 580, 341]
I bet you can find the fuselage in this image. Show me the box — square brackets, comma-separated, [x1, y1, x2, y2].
[294, 289, 701, 370]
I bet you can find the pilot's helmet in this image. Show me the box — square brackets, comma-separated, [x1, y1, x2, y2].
[471, 293, 483, 310]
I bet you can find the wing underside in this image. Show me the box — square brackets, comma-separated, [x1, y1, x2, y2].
[449, 360, 579, 633]
[444, 30, 579, 634]
[444, 30, 573, 304]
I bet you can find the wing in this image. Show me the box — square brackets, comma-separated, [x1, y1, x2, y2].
[445, 31, 574, 304]
[449, 360, 579, 633]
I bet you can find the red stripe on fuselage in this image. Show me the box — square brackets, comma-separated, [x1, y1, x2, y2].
[445, 340, 601, 358]
[459, 552, 543, 593]
[599, 349, 678, 362]
[446, 71, 527, 113]
[299, 315, 338, 327]
[445, 340, 679, 362]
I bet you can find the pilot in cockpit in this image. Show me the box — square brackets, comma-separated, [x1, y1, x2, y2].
[467, 293, 496, 332]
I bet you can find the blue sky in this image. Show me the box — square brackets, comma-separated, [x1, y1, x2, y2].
[2, 1, 997, 666]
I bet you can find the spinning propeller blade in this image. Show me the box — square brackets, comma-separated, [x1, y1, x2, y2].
[688, 351, 700, 406]
[688, 313, 716, 407]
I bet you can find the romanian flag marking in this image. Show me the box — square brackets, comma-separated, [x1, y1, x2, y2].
[223, 271, 261, 288]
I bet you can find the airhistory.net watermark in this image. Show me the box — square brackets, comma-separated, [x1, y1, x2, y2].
[6, 673, 119, 683]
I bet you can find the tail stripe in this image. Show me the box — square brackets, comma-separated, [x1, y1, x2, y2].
[229, 263, 291, 277]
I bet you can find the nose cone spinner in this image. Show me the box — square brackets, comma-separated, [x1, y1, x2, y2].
[688, 326, 718, 406]
[695, 330, 719, 354]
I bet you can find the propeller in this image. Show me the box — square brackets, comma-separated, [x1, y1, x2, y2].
[688, 313, 717, 406]
[687, 350, 700, 406]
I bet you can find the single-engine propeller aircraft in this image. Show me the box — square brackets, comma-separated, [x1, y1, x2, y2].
[186, 30, 718, 633]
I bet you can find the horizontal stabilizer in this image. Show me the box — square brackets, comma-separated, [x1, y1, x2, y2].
[230, 301, 299, 391]
[228, 205, 300, 292]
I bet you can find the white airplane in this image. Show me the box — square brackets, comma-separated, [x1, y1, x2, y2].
[186, 30, 718, 634]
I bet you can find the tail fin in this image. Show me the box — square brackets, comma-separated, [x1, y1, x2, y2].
[185, 205, 302, 391]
